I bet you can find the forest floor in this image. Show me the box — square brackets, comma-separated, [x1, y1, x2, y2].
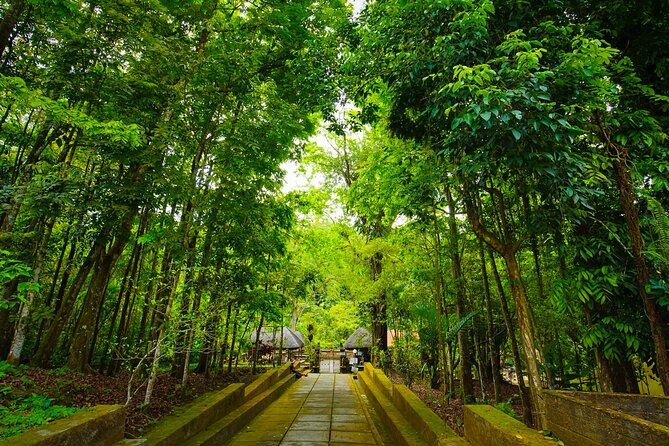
[386, 371, 525, 436]
[0, 362, 255, 439]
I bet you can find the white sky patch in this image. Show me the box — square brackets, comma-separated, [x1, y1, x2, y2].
[350, 0, 366, 17]
[281, 159, 324, 193]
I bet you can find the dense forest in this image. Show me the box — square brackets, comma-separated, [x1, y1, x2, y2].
[1, 0, 668, 433]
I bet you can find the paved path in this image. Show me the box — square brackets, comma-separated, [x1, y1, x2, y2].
[228, 374, 384, 445]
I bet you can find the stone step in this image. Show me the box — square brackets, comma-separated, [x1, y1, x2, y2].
[183, 373, 296, 446]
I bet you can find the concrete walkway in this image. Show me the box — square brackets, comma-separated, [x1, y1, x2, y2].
[227, 374, 384, 445]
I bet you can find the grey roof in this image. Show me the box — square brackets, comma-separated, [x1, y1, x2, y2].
[344, 327, 372, 349]
[250, 326, 305, 349]
[293, 330, 305, 344]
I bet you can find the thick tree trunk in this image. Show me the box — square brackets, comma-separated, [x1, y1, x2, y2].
[0, 285, 18, 359]
[611, 155, 669, 394]
[490, 250, 533, 425]
[0, 0, 25, 59]
[504, 253, 546, 428]
[66, 214, 134, 372]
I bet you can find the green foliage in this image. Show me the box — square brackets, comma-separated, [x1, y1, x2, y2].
[495, 399, 519, 420]
[0, 393, 81, 440]
[389, 336, 422, 389]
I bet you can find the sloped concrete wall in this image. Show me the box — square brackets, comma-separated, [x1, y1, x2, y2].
[544, 390, 669, 446]
[359, 363, 467, 445]
[464, 405, 557, 446]
[12, 405, 125, 446]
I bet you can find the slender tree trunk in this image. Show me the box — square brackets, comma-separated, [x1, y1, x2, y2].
[465, 184, 545, 427]
[53, 239, 78, 314]
[480, 241, 501, 402]
[430, 211, 449, 395]
[182, 227, 212, 379]
[99, 248, 135, 374]
[7, 217, 54, 364]
[596, 113, 669, 394]
[252, 313, 264, 375]
[33, 242, 103, 367]
[137, 247, 160, 345]
[36, 228, 72, 347]
[228, 305, 241, 374]
[144, 269, 180, 406]
[107, 223, 144, 376]
[445, 185, 475, 402]
[196, 300, 228, 375]
[369, 250, 388, 362]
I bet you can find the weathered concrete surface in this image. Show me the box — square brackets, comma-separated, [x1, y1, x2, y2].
[114, 439, 147, 445]
[226, 374, 382, 445]
[184, 373, 295, 445]
[143, 363, 294, 446]
[544, 390, 669, 446]
[393, 381, 464, 445]
[464, 405, 557, 446]
[545, 390, 668, 425]
[144, 383, 245, 446]
[12, 405, 125, 446]
[359, 363, 467, 446]
[244, 362, 291, 400]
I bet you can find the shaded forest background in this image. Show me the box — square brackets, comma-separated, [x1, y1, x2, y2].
[1, 0, 669, 433]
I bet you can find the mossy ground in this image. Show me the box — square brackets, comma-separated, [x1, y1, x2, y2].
[0, 360, 257, 439]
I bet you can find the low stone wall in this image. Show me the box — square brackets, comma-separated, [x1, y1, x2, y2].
[144, 363, 293, 446]
[463, 405, 557, 446]
[544, 390, 669, 446]
[144, 383, 245, 446]
[548, 390, 668, 425]
[244, 362, 291, 400]
[358, 363, 467, 445]
[12, 405, 125, 446]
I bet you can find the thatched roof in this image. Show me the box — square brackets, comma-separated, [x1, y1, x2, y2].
[344, 327, 372, 349]
[250, 327, 305, 349]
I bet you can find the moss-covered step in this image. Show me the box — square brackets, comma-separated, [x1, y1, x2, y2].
[143, 383, 245, 446]
[358, 363, 468, 446]
[357, 369, 427, 446]
[183, 373, 296, 446]
[243, 362, 291, 400]
[464, 405, 560, 446]
[11, 405, 125, 446]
